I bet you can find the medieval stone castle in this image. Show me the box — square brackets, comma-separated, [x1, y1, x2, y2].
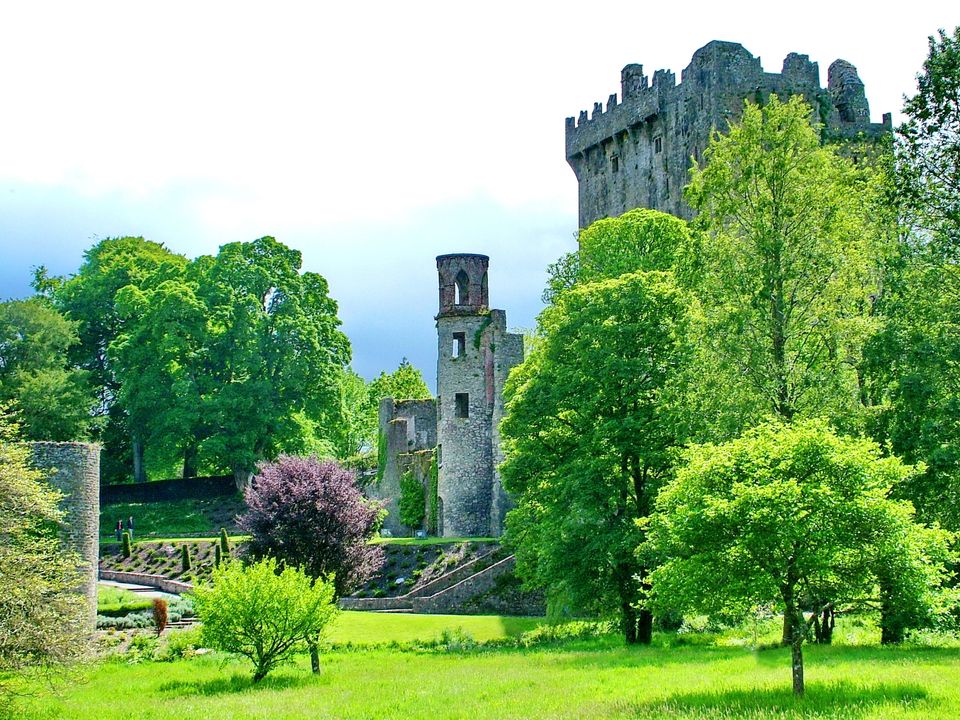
[377, 40, 887, 538]
[566, 40, 889, 226]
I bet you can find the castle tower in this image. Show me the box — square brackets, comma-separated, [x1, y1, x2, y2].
[435, 254, 523, 537]
[29, 442, 101, 632]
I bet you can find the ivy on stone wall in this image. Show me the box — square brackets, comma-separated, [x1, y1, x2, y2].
[427, 452, 439, 535]
[398, 470, 425, 529]
[375, 430, 387, 484]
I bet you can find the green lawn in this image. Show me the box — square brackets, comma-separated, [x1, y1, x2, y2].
[9, 614, 960, 719]
[326, 611, 542, 645]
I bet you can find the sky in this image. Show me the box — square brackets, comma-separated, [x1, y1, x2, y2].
[0, 1, 954, 389]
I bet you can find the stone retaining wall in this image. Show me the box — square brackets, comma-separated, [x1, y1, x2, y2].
[99, 569, 193, 595]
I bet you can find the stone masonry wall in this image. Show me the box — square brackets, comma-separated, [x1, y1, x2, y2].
[28, 442, 101, 631]
[566, 40, 891, 227]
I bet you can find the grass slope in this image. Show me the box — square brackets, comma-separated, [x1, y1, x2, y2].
[100, 496, 245, 540]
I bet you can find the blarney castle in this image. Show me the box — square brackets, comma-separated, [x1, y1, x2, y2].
[376, 40, 887, 537]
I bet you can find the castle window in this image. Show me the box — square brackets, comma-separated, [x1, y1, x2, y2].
[455, 393, 469, 419]
[452, 332, 466, 358]
[611, 156, 619, 173]
[654, 137, 662, 154]
[454, 270, 469, 305]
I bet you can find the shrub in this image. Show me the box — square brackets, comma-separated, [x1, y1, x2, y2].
[121, 531, 132, 559]
[214, 544, 222, 568]
[191, 557, 338, 683]
[162, 627, 202, 661]
[152, 598, 168, 636]
[219, 527, 230, 556]
[180, 545, 191, 573]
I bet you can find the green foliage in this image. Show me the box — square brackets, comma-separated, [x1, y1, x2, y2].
[219, 527, 229, 555]
[643, 419, 955, 695]
[0, 414, 88, 694]
[427, 452, 439, 535]
[896, 26, 960, 249]
[398, 471, 425, 530]
[214, 543, 222, 568]
[191, 557, 338, 683]
[684, 95, 884, 437]
[121, 531, 131, 558]
[502, 270, 692, 643]
[544, 208, 692, 303]
[50, 236, 188, 482]
[180, 544, 190, 573]
[0, 299, 94, 441]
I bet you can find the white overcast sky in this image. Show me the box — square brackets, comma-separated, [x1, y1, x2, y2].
[0, 1, 954, 387]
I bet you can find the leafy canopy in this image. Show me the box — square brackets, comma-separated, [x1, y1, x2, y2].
[0, 299, 94, 441]
[501, 270, 691, 643]
[643, 419, 954, 695]
[239, 455, 384, 600]
[685, 95, 882, 436]
[192, 557, 338, 683]
[0, 413, 88, 694]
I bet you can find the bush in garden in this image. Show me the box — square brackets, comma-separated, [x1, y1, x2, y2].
[180, 544, 190, 573]
[191, 557, 338, 683]
[121, 531, 132, 559]
[219, 527, 230, 556]
[152, 597, 168, 636]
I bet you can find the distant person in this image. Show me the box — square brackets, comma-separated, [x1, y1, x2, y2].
[115, 519, 123, 541]
[126, 515, 134, 541]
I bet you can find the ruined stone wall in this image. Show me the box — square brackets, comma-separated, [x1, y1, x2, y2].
[566, 40, 892, 227]
[28, 442, 100, 631]
[489, 313, 523, 537]
[372, 398, 436, 536]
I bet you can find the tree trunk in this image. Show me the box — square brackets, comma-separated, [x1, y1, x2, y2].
[183, 444, 199, 479]
[791, 633, 805, 696]
[309, 642, 320, 674]
[637, 607, 653, 645]
[234, 467, 253, 491]
[781, 613, 792, 646]
[813, 606, 834, 644]
[621, 600, 638, 644]
[132, 437, 147, 483]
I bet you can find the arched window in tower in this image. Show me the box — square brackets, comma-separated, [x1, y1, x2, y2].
[454, 270, 469, 305]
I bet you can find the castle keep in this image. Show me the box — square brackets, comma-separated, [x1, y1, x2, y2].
[566, 40, 891, 227]
[375, 254, 523, 537]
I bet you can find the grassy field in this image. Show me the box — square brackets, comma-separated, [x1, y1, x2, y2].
[9, 614, 960, 720]
[326, 611, 542, 644]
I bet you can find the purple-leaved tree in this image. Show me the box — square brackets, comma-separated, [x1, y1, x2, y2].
[239, 455, 385, 672]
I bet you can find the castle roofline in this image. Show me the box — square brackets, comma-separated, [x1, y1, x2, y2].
[436, 253, 490, 263]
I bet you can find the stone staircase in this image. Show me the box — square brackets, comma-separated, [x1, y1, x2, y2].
[340, 550, 515, 614]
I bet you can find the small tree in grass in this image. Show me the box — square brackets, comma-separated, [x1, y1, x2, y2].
[192, 557, 337, 683]
[642, 419, 953, 697]
[121, 531, 131, 559]
[239, 456, 384, 672]
[219, 527, 230, 556]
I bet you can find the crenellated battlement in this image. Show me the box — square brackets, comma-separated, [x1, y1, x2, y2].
[566, 40, 891, 226]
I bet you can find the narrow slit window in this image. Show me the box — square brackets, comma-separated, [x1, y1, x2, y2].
[452, 332, 466, 358]
[654, 137, 662, 154]
[611, 156, 619, 173]
[455, 393, 469, 419]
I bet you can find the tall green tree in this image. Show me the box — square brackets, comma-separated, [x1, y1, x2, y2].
[685, 95, 883, 438]
[643, 420, 954, 696]
[50, 237, 188, 481]
[897, 26, 960, 252]
[194, 237, 350, 488]
[501, 271, 691, 644]
[0, 299, 94, 441]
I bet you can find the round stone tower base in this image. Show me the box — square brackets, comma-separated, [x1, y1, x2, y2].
[28, 442, 101, 632]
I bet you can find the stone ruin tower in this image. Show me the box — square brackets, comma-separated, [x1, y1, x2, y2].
[374, 254, 523, 538]
[435, 254, 523, 538]
[566, 40, 892, 227]
[28, 442, 101, 631]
